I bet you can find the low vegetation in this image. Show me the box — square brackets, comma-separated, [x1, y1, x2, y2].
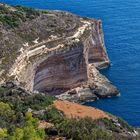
[44, 108, 115, 140]
[0, 83, 54, 139]
[0, 82, 138, 140]
[0, 4, 42, 28]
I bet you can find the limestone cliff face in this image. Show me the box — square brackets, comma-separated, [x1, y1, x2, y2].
[0, 5, 119, 102]
[33, 42, 88, 94]
[88, 21, 109, 67]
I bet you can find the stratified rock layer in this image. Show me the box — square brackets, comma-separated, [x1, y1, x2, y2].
[33, 43, 88, 94]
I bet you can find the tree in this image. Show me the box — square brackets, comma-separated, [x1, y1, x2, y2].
[11, 128, 24, 140]
[0, 102, 15, 121]
[0, 128, 7, 140]
[10, 112, 45, 140]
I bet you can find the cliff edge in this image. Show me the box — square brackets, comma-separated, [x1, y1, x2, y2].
[0, 3, 119, 102]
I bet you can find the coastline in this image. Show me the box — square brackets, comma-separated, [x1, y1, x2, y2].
[0, 3, 140, 139]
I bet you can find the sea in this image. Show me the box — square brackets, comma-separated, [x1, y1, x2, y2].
[0, 0, 140, 127]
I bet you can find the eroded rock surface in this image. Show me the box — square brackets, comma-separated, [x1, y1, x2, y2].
[33, 42, 88, 95]
[0, 4, 119, 102]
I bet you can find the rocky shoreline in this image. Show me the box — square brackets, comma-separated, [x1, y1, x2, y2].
[56, 63, 119, 103]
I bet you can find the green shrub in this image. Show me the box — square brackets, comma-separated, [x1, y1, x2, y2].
[0, 84, 55, 135]
[0, 128, 7, 140]
[15, 5, 40, 16]
[24, 94, 55, 110]
[44, 107, 64, 124]
[0, 102, 15, 123]
[100, 118, 120, 132]
[0, 83, 135, 139]
[10, 112, 45, 140]
[91, 128, 115, 140]
[43, 108, 115, 140]
[0, 16, 19, 27]
[118, 117, 133, 132]
[56, 117, 115, 140]
[0, 5, 41, 28]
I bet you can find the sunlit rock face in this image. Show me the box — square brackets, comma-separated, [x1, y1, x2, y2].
[33, 43, 89, 95]
[88, 21, 108, 63]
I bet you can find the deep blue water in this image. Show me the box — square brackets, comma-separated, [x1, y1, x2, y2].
[1, 0, 140, 126]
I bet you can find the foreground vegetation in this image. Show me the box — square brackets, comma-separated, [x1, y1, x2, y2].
[0, 82, 54, 139]
[0, 82, 138, 140]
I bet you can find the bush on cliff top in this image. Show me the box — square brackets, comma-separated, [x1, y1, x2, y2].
[0, 4, 42, 28]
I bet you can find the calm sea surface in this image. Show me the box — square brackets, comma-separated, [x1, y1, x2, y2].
[1, 0, 140, 126]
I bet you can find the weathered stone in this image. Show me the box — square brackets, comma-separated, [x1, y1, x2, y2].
[56, 87, 97, 103]
[77, 88, 97, 102]
[88, 64, 119, 98]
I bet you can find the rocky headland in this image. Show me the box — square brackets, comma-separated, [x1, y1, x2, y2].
[0, 4, 140, 140]
[0, 3, 119, 103]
